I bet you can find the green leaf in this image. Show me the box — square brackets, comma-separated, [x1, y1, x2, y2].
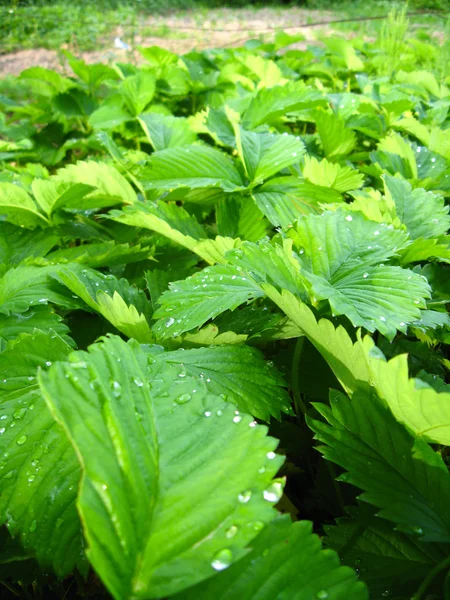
[226, 240, 307, 298]
[46, 241, 152, 268]
[398, 237, 450, 266]
[55, 160, 137, 206]
[315, 112, 357, 159]
[252, 176, 342, 228]
[368, 352, 450, 446]
[0, 264, 81, 316]
[31, 178, 95, 215]
[303, 156, 364, 192]
[0, 183, 49, 229]
[383, 175, 450, 240]
[0, 306, 71, 344]
[289, 212, 430, 338]
[108, 203, 230, 265]
[139, 113, 197, 151]
[376, 133, 418, 179]
[0, 223, 57, 266]
[216, 195, 268, 242]
[325, 505, 445, 599]
[153, 263, 264, 339]
[242, 81, 324, 129]
[236, 128, 305, 184]
[120, 71, 156, 116]
[309, 389, 450, 543]
[324, 38, 364, 71]
[52, 265, 153, 342]
[0, 331, 83, 576]
[40, 336, 285, 599]
[88, 104, 132, 130]
[19, 67, 74, 97]
[141, 146, 244, 192]
[153, 344, 292, 420]
[261, 287, 372, 396]
[176, 516, 367, 600]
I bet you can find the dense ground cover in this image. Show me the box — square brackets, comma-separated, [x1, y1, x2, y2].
[0, 7, 450, 599]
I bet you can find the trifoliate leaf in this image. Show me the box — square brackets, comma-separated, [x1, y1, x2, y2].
[288, 212, 429, 338]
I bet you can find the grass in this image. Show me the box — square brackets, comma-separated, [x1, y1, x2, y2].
[0, 0, 448, 55]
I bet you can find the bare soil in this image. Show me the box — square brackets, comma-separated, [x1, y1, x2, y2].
[0, 7, 335, 76]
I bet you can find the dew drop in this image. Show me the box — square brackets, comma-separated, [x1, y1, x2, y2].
[16, 435, 27, 446]
[0, 428, 5, 435]
[111, 381, 121, 397]
[251, 521, 264, 532]
[263, 482, 283, 502]
[233, 415, 242, 423]
[13, 408, 26, 420]
[176, 393, 191, 404]
[345, 215, 353, 222]
[211, 548, 233, 571]
[238, 490, 252, 503]
[316, 591, 329, 599]
[363, 272, 369, 279]
[45, 361, 52, 367]
[204, 411, 212, 417]
[29, 520, 37, 533]
[379, 316, 386, 322]
[165, 317, 175, 328]
[225, 525, 238, 539]
[266, 451, 276, 460]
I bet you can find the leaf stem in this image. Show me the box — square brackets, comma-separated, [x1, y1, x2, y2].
[292, 336, 308, 418]
[412, 555, 450, 600]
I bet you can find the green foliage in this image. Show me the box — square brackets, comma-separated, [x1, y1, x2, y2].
[0, 19, 449, 600]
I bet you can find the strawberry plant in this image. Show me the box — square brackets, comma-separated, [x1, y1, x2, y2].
[0, 23, 449, 600]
